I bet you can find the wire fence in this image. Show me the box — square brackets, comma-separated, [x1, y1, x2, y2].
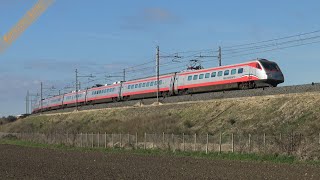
[1, 132, 320, 158]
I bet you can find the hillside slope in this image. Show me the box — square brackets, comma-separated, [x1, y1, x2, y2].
[1, 92, 320, 135]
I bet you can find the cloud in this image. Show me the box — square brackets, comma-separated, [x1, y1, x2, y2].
[121, 7, 180, 30]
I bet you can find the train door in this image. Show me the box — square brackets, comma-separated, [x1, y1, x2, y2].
[170, 73, 177, 95]
[118, 83, 123, 100]
[248, 66, 255, 81]
[173, 73, 179, 94]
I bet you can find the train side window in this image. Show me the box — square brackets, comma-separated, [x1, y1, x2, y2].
[218, 71, 223, 76]
[128, 85, 131, 89]
[231, 69, 236, 75]
[142, 83, 146, 87]
[187, 76, 192, 81]
[139, 83, 142, 88]
[193, 75, 198, 80]
[199, 74, 204, 79]
[211, 72, 216, 77]
[224, 70, 229, 76]
[154, 81, 157, 85]
[135, 84, 138, 88]
[159, 80, 163, 85]
[150, 82, 154, 86]
[146, 82, 150, 87]
[238, 68, 243, 74]
[91, 92, 94, 95]
[205, 73, 210, 78]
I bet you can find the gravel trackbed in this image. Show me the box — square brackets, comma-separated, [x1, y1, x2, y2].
[0, 144, 319, 180]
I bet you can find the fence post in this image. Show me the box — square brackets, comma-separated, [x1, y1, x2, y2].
[206, 133, 209, 154]
[263, 133, 266, 153]
[135, 132, 138, 149]
[152, 133, 155, 149]
[231, 133, 234, 153]
[183, 133, 185, 152]
[248, 134, 251, 153]
[91, 132, 94, 148]
[66, 132, 69, 145]
[86, 133, 88, 147]
[171, 133, 174, 152]
[194, 133, 197, 151]
[219, 132, 222, 153]
[98, 132, 100, 148]
[105, 132, 107, 148]
[144, 132, 146, 150]
[120, 133, 122, 148]
[112, 133, 114, 148]
[80, 133, 83, 147]
[127, 133, 130, 147]
[162, 132, 165, 145]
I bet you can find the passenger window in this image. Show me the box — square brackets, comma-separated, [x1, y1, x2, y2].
[146, 82, 150, 87]
[159, 80, 163, 85]
[188, 76, 192, 81]
[218, 71, 223, 76]
[139, 83, 142, 88]
[211, 72, 216, 77]
[135, 84, 138, 88]
[224, 70, 229, 76]
[150, 82, 154, 86]
[193, 75, 198, 80]
[238, 68, 244, 74]
[231, 69, 236, 75]
[199, 74, 204, 79]
[142, 83, 146, 87]
[205, 73, 210, 78]
[154, 81, 157, 85]
[128, 85, 130, 89]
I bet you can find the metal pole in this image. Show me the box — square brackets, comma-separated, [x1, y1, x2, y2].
[75, 69, 78, 111]
[123, 69, 126, 81]
[40, 82, 43, 113]
[26, 90, 29, 114]
[218, 46, 222, 66]
[156, 46, 160, 104]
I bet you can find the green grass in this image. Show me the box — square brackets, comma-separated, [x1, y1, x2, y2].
[2, 138, 319, 165]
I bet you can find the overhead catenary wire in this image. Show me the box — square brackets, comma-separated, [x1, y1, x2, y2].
[34, 29, 320, 101]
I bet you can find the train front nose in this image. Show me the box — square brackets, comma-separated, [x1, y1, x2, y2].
[266, 72, 284, 86]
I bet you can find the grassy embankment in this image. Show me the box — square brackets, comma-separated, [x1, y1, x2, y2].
[1, 92, 320, 135]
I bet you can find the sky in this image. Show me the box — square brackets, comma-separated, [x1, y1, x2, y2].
[0, 0, 320, 116]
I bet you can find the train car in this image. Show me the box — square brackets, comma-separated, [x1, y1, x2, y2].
[62, 90, 86, 107]
[174, 59, 284, 94]
[121, 74, 175, 100]
[45, 95, 64, 110]
[86, 83, 121, 104]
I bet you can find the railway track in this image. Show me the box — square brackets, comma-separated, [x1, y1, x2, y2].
[39, 83, 320, 115]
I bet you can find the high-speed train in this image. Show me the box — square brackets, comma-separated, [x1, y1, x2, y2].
[32, 58, 284, 113]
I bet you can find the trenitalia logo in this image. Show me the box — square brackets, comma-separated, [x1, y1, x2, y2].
[0, 0, 55, 53]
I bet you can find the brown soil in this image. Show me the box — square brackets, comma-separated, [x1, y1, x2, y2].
[0, 144, 319, 180]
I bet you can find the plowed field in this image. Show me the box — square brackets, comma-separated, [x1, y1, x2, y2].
[0, 144, 319, 179]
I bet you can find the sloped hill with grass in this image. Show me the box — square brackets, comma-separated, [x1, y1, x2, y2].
[1, 92, 320, 136]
